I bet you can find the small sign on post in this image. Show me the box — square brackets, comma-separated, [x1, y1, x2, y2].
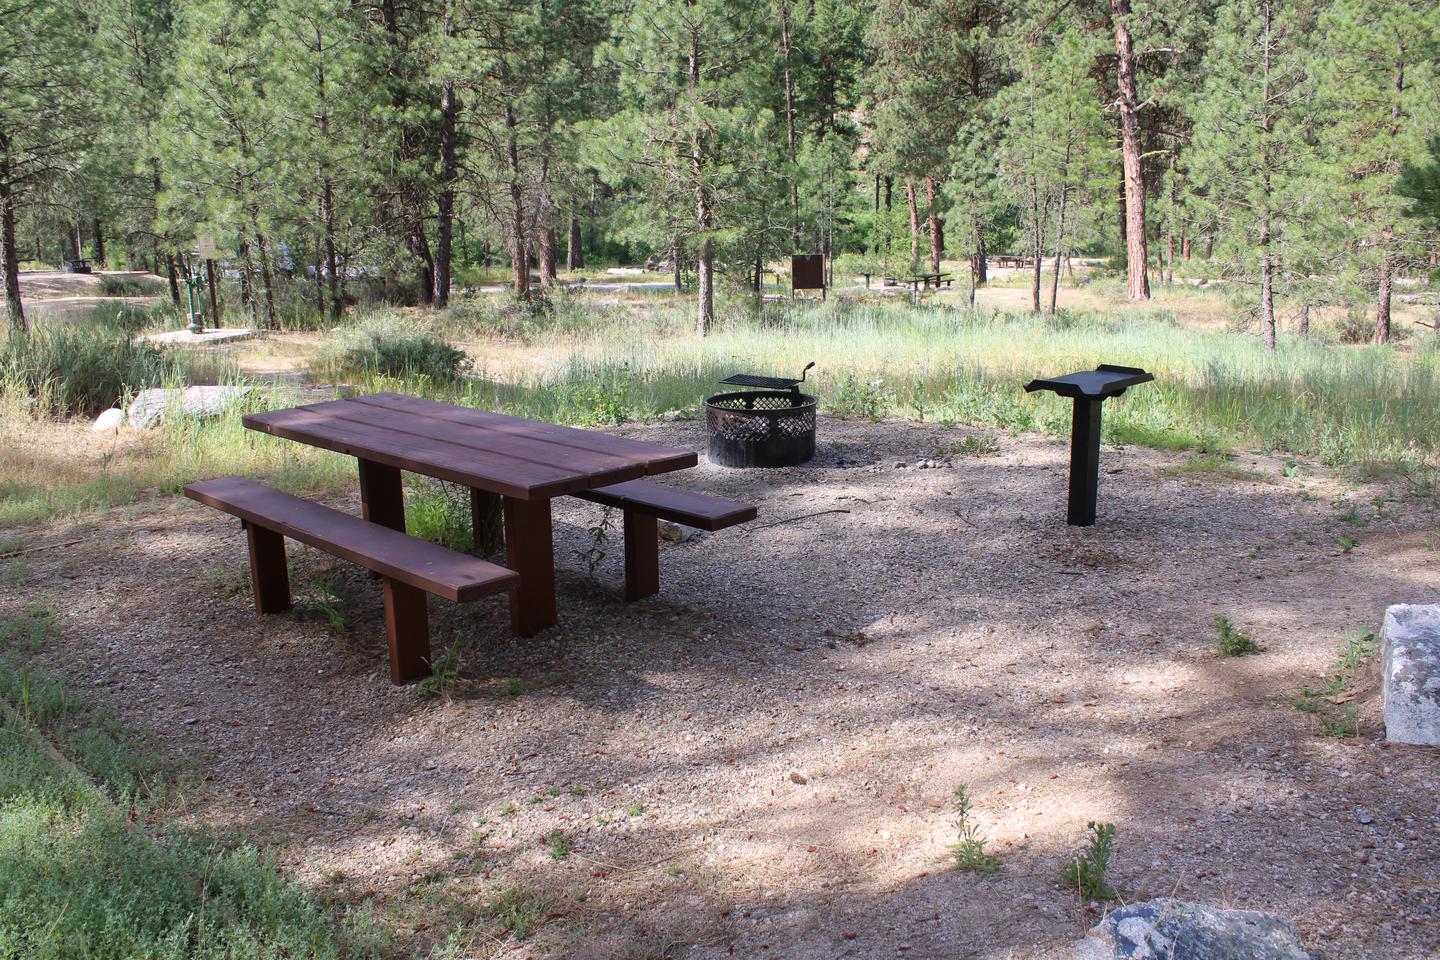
[195, 235, 217, 260]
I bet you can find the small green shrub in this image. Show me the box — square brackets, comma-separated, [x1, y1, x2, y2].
[1214, 615, 1260, 657]
[830, 374, 888, 422]
[1060, 821, 1118, 901]
[947, 785, 999, 877]
[314, 315, 468, 382]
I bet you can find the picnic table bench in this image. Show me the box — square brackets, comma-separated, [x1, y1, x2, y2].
[993, 255, 1031, 269]
[186, 393, 756, 682]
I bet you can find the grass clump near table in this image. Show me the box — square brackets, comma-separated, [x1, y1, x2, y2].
[0, 323, 178, 418]
[1214, 614, 1261, 656]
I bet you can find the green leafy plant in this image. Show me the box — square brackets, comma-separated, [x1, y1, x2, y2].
[577, 505, 616, 581]
[830, 374, 888, 422]
[308, 580, 346, 632]
[1290, 629, 1378, 737]
[406, 480, 474, 552]
[947, 785, 1000, 877]
[1336, 534, 1357, 553]
[1060, 821, 1118, 901]
[1214, 615, 1260, 657]
[313, 314, 469, 382]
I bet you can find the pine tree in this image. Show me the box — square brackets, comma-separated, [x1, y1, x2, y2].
[1188, 0, 1319, 352]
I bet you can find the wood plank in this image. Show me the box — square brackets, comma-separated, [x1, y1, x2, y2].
[301, 397, 646, 487]
[358, 460, 405, 531]
[352, 393, 699, 476]
[185, 477, 518, 602]
[574, 479, 757, 531]
[244, 406, 586, 499]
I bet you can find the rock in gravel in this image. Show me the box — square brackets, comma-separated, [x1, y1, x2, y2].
[127, 385, 251, 429]
[659, 521, 698, 543]
[91, 408, 126, 432]
[1073, 899, 1316, 960]
[1382, 604, 1440, 745]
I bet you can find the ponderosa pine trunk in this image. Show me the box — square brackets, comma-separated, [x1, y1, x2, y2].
[906, 182, 920, 265]
[926, 178, 941, 273]
[1112, 0, 1150, 302]
[504, 102, 528, 297]
[93, 219, 105, 267]
[780, 0, 798, 245]
[567, 209, 582, 270]
[236, 239, 255, 316]
[1375, 250, 1393, 344]
[0, 168, 23, 333]
[974, 225, 987, 286]
[1029, 183, 1043, 313]
[1259, 225, 1276, 353]
[689, 27, 714, 335]
[540, 228, 557, 285]
[1050, 182, 1069, 315]
[251, 220, 279, 329]
[433, 68, 458, 307]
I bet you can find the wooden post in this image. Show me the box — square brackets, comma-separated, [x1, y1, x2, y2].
[206, 258, 222, 327]
[382, 579, 431, 683]
[503, 497, 556, 637]
[358, 460, 405, 532]
[623, 512, 660, 601]
[245, 522, 292, 614]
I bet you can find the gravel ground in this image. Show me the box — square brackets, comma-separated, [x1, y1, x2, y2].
[4, 416, 1439, 959]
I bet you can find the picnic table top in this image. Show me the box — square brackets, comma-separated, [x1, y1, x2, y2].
[243, 393, 698, 500]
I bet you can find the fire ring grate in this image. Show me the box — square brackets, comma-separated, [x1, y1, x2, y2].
[705, 390, 817, 468]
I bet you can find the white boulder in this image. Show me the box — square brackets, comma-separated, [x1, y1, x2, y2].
[1383, 604, 1440, 746]
[91, 408, 126, 432]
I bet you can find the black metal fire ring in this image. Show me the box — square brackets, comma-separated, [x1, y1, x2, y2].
[704, 390, 817, 468]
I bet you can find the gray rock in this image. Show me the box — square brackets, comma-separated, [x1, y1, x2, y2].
[127, 385, 251, 429]
[91, 408, 126, 432]
[1074, 899, 1315, 960]
[1383, 604, 1440, 745]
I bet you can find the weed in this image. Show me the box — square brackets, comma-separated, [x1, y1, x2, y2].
[578, 505, 616, 581]
[1336, 503, 1363, 525]
[947, 785, 1000, 877]
[1291, 628, 1379, 738]
[503, 679, 524, 697]
[500, 802, 517, 818]
[406, 480, 473, 552]
[944, 433, 1001, 457]
[418, 644, 461, 699]
[546, 829, 574, 860]
[1214, 615, 1260, 657]
[624, 802, 645, 818]
[202, 562, 251, 599]
[1059, 821, 1118, 901]
[312, 314, 468, 382]
[830, 373, 888, 422]
[481, 885, 552, 939]
[1336, 534, 1358, 553]
[306, 580, 346, 632]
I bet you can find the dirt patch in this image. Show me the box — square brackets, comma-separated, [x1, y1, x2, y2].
[4, 419, 1438, 959]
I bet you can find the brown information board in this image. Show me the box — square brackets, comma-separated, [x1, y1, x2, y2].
[790, 254, 826, 298]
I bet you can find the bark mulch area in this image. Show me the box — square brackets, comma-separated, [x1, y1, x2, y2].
[5, 416, 1438, 959]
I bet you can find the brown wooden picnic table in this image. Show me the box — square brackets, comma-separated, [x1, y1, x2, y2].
[243, 392, 697, 637]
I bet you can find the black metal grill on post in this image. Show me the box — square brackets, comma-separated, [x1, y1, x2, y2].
[706, 363, 817, 468]
[1023, 364, 1154, 526]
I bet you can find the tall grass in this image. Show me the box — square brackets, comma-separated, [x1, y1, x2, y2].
[424, 297, 1440, 468]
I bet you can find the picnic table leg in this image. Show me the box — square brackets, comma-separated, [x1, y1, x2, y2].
[358, 459, 405, 532]
[503, 497, 557, 637]
[470, 488, 503, 554]
[623, 513, 660, 601]
[244, 521, 291, 614]
[383, 578, 431, 684]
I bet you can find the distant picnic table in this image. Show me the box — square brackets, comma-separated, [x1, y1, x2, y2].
[993, 255, 1032, 269]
